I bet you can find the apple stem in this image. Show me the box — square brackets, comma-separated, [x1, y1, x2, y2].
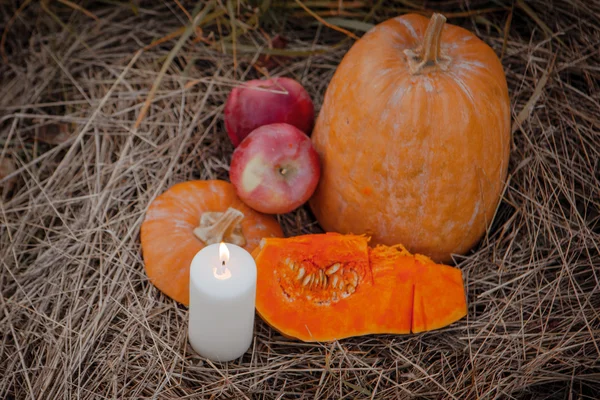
[279, 167, 287, 176]
[193, 207, 247, 246]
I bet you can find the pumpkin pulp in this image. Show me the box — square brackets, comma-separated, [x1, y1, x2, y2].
[253, 233, 467, 342]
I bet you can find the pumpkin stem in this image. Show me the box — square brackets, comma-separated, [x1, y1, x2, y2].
[193, 207, 247, 247]
[404, 13, 451, 74]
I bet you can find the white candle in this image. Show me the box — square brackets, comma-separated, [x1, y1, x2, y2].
[188, 242, 257, 362]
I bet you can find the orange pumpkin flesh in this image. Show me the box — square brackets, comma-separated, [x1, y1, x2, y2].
[253, 233, 466, 341]
[309, 13, 511, 263]
[140, 180, 283, 305]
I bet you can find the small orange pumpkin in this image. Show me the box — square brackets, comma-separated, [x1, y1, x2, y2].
[310, 13, 511, 263]
[252, 233, 467, 342]
[140, 180, 283, 305]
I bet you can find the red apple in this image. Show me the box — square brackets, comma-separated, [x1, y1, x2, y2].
[229, 123, 320, 214]
[224, 77, 314, 147]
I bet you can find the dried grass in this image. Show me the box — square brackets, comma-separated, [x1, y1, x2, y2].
[1, 1, 599, 398]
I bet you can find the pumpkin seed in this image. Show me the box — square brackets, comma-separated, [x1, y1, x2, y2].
[285, 258, 296, 270]
[332, 275, 339, 288]
[331, 292, 339, 302]
[326, 263, 341, 275]
[297, 267, 305, 280]
[302, 274, 311, 287]
[313, 272, 321, 287]
[350, 270, 359, 287]
[319, 270, 326, 287]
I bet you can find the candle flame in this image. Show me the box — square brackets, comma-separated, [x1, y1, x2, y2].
[219, 242, 229, 265]
[214, 242, 232, 280]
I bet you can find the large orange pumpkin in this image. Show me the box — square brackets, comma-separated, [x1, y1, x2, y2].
[310, 13, 511, 263]
[140, 180, 283, 305]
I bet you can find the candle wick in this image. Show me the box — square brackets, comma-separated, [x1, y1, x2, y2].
[217, 259, 226, 276]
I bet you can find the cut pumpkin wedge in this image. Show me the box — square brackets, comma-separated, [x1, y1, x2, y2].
[252, 232, 467, 342]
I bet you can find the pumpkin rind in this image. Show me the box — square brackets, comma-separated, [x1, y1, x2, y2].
[253, 233, 467, 342]
[309, 13, 511, 263]
[140, 180, 283, 305]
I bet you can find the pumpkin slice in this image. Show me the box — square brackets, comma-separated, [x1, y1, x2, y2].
[253, 233, 467, 341]
[412, 259, 467, 333]
[141, 180, 283, 305]
[370, 245, 467, 333]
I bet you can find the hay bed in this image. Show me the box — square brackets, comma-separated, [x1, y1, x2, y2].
[1, 1, 599, 398]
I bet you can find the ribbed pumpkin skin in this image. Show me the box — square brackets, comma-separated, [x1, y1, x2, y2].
[310, 13, 511, 263]
[140, 180, 283, 305]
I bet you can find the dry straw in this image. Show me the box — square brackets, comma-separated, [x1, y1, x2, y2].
[1, 0, 599, 398]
